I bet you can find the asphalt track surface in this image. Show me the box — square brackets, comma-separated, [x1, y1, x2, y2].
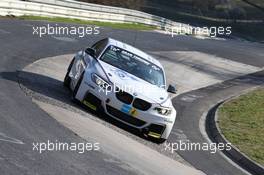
[172, 71, 264, 175]
[0, 18, 264, 175]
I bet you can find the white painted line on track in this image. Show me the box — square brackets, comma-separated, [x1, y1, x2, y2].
[51, 36, 78, 42]
[199, 98, 254, 175]
[0, 132, 24, 145]
[0, 29, 10, 34]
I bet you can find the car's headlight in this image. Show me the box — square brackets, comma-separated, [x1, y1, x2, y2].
[91, 74, 111, 90]
[154, 107, 172, 116]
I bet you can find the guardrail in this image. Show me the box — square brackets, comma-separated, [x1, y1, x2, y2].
[0, 0, 202, 35]
[27, 0, 157, 19]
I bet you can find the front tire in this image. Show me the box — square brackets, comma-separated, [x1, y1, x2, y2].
[63, 57, 75, 88]
[71, 72, 84, 101]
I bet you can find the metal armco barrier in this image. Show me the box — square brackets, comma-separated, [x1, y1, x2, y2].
[0, 0, 204, 35]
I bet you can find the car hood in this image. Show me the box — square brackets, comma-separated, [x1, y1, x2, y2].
[99, 61, 169, 104]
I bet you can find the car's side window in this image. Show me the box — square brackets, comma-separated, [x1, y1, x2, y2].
[92, 39, 107, 58]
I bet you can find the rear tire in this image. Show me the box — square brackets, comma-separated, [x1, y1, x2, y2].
[63, 57, 75, 88]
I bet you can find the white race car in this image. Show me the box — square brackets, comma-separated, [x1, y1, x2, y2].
[64, 38, 177, 142]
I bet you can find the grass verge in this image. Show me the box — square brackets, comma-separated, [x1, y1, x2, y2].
[18, 15, 157, 31]
[218, 88, 264, 165]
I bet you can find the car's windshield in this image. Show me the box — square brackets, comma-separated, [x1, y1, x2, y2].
[100, 45, 165, 88]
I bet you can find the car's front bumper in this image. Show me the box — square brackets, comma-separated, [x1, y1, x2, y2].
[76, 74, 176, 139]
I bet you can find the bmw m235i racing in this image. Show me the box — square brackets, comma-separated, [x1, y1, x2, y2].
[64, 38, 177, 142]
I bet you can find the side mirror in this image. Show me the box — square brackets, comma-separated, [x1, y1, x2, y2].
[85, 47, 96, 58]
[167, 84, 177, 94]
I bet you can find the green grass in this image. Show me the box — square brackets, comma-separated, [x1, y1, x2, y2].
[18, 15, 157, 31]
[218, 88, 264, 165]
